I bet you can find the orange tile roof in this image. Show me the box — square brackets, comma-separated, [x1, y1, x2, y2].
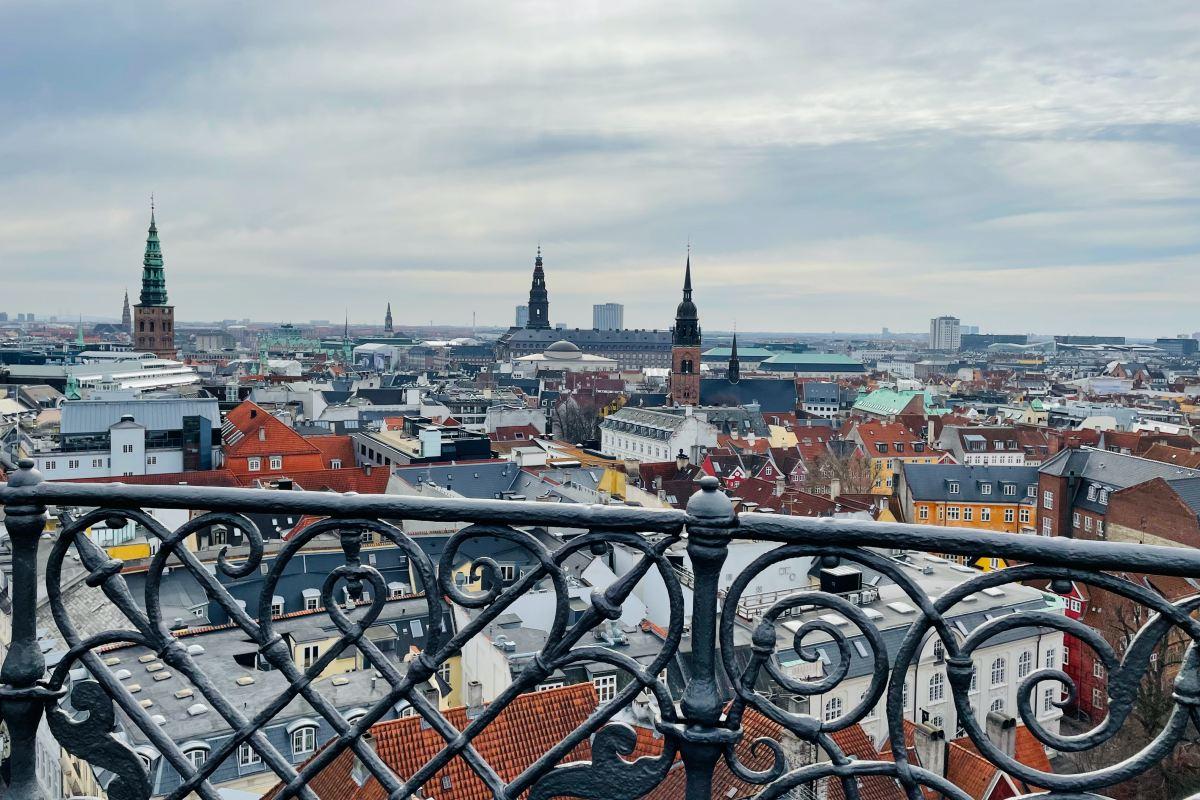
[54, 469, 242, 488]
[224, 400, 322, 458]
[310, 434, 357, 466]
[236, 467, 389, 495]
[266, 683, 599, 800]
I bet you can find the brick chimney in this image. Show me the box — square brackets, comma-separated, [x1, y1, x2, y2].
[912, 721, 946, 779]
[985, 711, 1016, 757]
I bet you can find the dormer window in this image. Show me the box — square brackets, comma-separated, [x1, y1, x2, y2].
[980, 483, 992, 495]
[895, 442, 904, 453]
[876, 443, 888, 454]
[1087, 485, 1096, 501]
[1099, 489, 1109, 505]
[1003, 483, 1016, 496]
[948, 481, 960, 495]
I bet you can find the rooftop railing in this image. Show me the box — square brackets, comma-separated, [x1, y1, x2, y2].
[2, 459, 1200, 799]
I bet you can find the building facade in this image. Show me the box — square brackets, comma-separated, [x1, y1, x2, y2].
[929, 316, 961, 352]
[669, 255, 701, 406]
[592, 302, 624, 330]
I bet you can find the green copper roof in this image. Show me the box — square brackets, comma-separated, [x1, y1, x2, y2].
[139, 210, 168, 306]
[852, 387, 947, 416]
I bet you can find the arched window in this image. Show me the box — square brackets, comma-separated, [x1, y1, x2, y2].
[932, 639, 945, 662]
[290, 723, 318, 758]
[929, 714, 944, 730]
[1017, 651, 1033, 679]
[990, 657, 1006, 686]
[990, 697, 1006, 712]
[928, 672, 945, 702]
[183, 746, 208, 769]
[823, 696, 843, 722]
[238, 742, 261, 768]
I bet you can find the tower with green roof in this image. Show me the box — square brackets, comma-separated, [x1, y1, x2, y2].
[132, 201, 177, 359]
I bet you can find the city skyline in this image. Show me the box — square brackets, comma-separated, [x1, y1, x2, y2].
[3, 3, 1199, 335]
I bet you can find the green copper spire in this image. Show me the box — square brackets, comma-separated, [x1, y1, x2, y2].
[139, 201, 168, 306]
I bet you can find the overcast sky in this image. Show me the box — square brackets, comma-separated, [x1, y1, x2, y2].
[3, 2, 1199, 336]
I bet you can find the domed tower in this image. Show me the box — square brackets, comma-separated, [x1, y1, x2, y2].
[526, 246, 550, 330]
[669, 252, 701, 406]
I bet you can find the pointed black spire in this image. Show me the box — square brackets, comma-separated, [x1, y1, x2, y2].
[527, 246, 550, 329]
[728, 331, 740, 383]
[672, 249, 700, 347]
[384, 302, 394, 334]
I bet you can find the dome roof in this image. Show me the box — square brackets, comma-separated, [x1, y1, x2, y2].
[545, 339, 583, 359]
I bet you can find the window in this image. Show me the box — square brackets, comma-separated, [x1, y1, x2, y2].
[437, 661, 452, 688]
[305, 596, 319, 611]
[1020, 508, 1031, 524]
[184, 747, 207, 769]
[330, 459, 342, 469]
[122, 444, 134, 453]
[1072, 512, 1080, 528]
[1003, 483, 1016, 496]
[1085, 516, 1093, 532]
[537, 681, 565, 692]
[146, 455, 157, 465]
[919, 506, 929, 520]
[1099, 489, 1109, 505]
[948, 507, 960, 521]
[1043, 490, 1053, 509]
[1041, 518, 1051, 536]
[292, 726, 317, 757]
[1018, 651, 1032, 679]
[963, 507, 973, 521]
[248, 458, 261, 472]
[1092, 688, 1103, 708]
[929, 714, 944, 730]
[301, 645, 320, 669]
[498, 564, 516, 582]
[969, 668, 978, 693]
[238, 743, 261, 768]
[1044, 647, 1057, 669]
[1042, 686, 1056, 714]
[1004, 508, 1014, 523]
[67, 459, 79, 469]
[990, 698, 1006, 712]
[1063, 647, 1069, 666]
[980, 508, 990, 522]
[928, 672, 945, 702]
[92, 458, 104, 468]
[901, 681, 909, 709]
[948, 481, 960, 495]
[990, 657, 1006, 686]
[1027, 485, 1037, 497]
[593, 674, 617, 703]
[270, 456, 283, 470]
[980, 483, 992, 495]
[823, 696, 843, 722]
[932, 639, 945, 662]
[1087, 485, 1096, 501]
[1093, 662, 1104, 678]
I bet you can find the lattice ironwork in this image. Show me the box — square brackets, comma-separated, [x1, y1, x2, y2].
[3, 459, 1200, 799]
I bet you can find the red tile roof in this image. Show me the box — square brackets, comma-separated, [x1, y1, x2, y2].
[54, 469, 243, 488]
[310, 434, 357, 466]
[238, 467, 389, 495]
[266, 683, 599, 800]
[223, 400, 322, 458]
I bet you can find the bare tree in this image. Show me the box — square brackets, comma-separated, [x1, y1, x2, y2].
[552, 396, 601, 444]
[801, 450, 872, 495]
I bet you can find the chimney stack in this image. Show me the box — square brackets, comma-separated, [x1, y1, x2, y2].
[675, 450, 688, 473]
[985, 711, 1016, 757]
[912, 721, 946, 779]
[466, 680, 483, 718]
[829, 477, 842, 498]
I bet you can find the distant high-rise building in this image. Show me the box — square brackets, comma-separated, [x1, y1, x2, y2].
[592, 303, 624, 330]
[515, 305, 529, 327]
[133, 202, 177, 359]
[929, 316, 961, 352]
[121, 289, 132, 333]
[0, 312, 7, 322]
[526, 247, 550, 329]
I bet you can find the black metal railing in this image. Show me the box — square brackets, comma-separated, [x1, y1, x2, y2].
[2, 458, 1200, 799]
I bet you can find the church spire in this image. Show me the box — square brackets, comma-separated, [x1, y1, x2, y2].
[139, 200, 168, 306]
[121, 289, 132, 332]
[384, 302, 394, 334]
[728, 330, 740, 383]
[526, 246, 550, 329]
[672, 250, 700, 347]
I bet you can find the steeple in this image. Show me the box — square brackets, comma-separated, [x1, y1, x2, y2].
[139, 200, 168, 306]
[384, 302, 394, 334]
[728, 331, 740, 384]
[672, 251, 700, 347]
[121, 289, 132, 332]
[526, 246, 550, 330]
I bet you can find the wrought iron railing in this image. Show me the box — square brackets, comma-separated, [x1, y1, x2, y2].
[2, 458, 1199, 799]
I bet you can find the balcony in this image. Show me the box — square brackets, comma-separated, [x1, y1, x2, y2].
[2, 459, 1199, 799]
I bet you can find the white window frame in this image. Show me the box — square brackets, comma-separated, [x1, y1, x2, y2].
[1018, 651, 1032, 679]
[300, 644, 320, 669]
[270, 455, 283, 471]
[248, 458, 261, 472]
[291, 726, 317, 758]
[1043, 490, 1053, 509]
[185, 747, 207, 769]
[823, 696, 843, 722]
[238, 742, 261, 768]
[928, 672, 945, 702]
[592, 674, 617, 703]
[1044, 647, 1057, 669]
[990, 657, 1006, 686]
[1004, 508, 1015, 523]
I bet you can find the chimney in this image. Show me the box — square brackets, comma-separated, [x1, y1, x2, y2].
[774, 476, 785, 497]
[829, 477, 842, 498]
[912, 721, 946, 778]
[675, 450, 688, 473]
[985, 711, 1016, 757]
[466, 680, 484, 718]
[351, 731, 376, 787]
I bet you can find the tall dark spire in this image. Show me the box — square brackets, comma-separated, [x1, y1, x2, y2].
[384, 302, 394, 334]
[526, 246, 550, 329]
[139, 200, 168, 306]
[728, 330, 740, 384]
[121, 289, 132, 332]
[672, 251, 700, 347]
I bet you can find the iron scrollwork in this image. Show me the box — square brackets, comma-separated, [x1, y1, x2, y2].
[3, 462, 1200, 799]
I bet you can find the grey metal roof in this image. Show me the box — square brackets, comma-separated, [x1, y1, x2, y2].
[901, 464, 1039, 503]
[600, 407, 688, 434]
[61, 398, 220, 435]
[1040, 446, 1200, 487]
[392, 461, 526, 500]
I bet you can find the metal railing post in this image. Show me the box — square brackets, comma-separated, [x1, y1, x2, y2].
[676, 476, 739, 799]
[0, 460, 52, 799]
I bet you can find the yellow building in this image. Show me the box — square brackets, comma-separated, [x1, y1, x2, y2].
[847, 420, 946, 495]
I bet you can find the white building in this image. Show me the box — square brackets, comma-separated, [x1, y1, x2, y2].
[512, 340, 618, 375]
[599, 406, 719, 464]
[929, 316, 961, 352]
[592, 303, 624, 331]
